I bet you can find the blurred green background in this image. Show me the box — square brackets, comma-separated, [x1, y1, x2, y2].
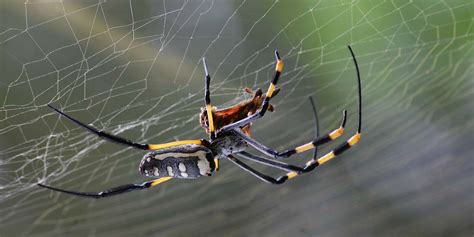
[0, 0, 472, 236]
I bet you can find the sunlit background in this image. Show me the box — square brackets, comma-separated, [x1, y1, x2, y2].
[0, 0, 472, 236]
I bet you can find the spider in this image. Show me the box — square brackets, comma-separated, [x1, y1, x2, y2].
[38, 45, 362, 199]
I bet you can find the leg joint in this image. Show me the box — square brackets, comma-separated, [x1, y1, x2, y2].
[275, 176, 287, 184]
[276, 150, 296, 159]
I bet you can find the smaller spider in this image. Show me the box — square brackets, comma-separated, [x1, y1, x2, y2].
[198, 83, 280, 170]
[199, 87, 277, 136]
[38, 45, 362, 199]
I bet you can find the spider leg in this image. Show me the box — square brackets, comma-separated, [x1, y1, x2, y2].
[235, 151, 304, 172]
[232, 45, 362, 159]
[217, 51, 283, 134]
[37, 177, 172, 199]
[227, 154, 320, 184]
[309, 96, 320, 159]
[202, 58, 216, 139]
[227, 155, 285, 184]
[228, 132, 360, 184]
[229, 96, 319, 174]
[202, 58, 220, 169]
[229, 45, 363, 184]
[301, 45, 363, 165]
[231, 109, 347, 159]
[48, 104, 205, 150]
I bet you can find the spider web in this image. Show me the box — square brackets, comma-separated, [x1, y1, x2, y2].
[0, 0, 473, 236]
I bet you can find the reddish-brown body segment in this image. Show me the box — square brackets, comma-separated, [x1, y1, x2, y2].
[199, 88, 278, 136]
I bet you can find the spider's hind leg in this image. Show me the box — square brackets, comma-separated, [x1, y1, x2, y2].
[38, 177, 172, 199]
[202, 58, 220, 168]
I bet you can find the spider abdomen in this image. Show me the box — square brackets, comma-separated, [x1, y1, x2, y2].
[139, 144, 215, 179]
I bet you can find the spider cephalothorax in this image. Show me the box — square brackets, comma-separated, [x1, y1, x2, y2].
[208, 131, 248, 157]
[38, 46, 362, 199]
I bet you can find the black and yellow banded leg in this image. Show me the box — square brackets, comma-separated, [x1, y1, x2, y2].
[230, 45, 362, 185]
[301, 132, 361, 171]
[48, 104, 205, 151]
[228, 133, 361, 185]
[281, 132, 361, 183]
[214, 159, 219, 172]
[265, 50, 283, 100]
[230, 96, 320, 177]
[288, 45, 363, 177]
[231, 109, 347, 159]
[279, 109, 346, 157]
[37, 177, 172, 199]
[276, 45, 363, 183]
[217, 51, 284, 134]
[202, 58, 216, 139]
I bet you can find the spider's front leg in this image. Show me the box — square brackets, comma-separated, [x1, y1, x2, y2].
[47, 104, 204, 151]
[202, 58, 216, 140]
[227, 45, 363, 185]
[202, 58, 221, 169]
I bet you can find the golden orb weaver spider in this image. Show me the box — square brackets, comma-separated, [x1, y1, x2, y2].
[38, 45, 362, 199]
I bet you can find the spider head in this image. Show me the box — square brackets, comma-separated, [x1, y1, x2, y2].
[209, 132, 248, 157]
[139, 144, 216, 179]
